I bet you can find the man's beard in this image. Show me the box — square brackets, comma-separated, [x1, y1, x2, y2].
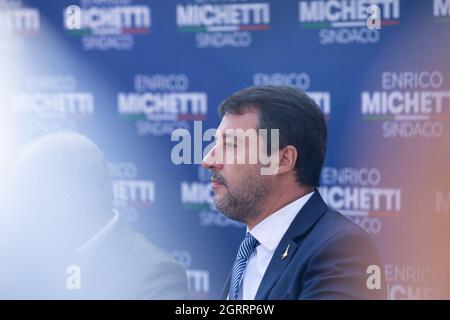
[212, 168, 268, 224]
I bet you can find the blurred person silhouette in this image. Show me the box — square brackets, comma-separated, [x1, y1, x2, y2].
[3, 131, 188, 299]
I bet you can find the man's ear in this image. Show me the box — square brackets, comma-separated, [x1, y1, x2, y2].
[276, 145, 298, 176]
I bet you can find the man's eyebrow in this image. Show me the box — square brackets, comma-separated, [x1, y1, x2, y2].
[224, 132, 238, 140]
[212, 132, 226, 141]
[215, 130, 241, 141]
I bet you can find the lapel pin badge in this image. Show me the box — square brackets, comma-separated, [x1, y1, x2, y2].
[281, 244, 290, 260]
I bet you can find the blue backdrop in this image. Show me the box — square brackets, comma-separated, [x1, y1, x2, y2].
[1, 0, 450, 299]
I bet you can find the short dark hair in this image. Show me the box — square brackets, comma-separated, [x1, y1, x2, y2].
[218, 85, 327, 187]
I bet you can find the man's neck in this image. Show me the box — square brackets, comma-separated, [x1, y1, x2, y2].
[246, 185, 315, 230]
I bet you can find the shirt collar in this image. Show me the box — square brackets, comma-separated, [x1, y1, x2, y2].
[249, 191, 315, 252]
[74, 209, 119, 264]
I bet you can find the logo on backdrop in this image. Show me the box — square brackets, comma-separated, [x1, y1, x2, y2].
[118, 73, 207, 136]
[361, 71, 450, 139]
[434, 0, 450, 23]
[176, 0, 271, 48]
[436, 190, 450, 214]
[253, 72, 331, 116]
[171, 250, 210, 299]
[108, 161, 155, 223]
[7, 74, 94, 135]
[180, 166, 245, 228]
[319, 166, 402, 235]
[63, 0, 151, 51]
[298, 0, 400, 45]
[385, 264, 440, 300]
[0, 0, 40, 52]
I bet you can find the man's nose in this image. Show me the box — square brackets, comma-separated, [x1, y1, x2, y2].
[201, 145, 223, 170]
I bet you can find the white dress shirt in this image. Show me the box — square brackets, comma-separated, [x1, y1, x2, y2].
[239, 191, 314, 300]
[73, 209, 119, 267]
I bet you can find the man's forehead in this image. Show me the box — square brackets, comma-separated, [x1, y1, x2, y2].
[217, 110, 260, 134]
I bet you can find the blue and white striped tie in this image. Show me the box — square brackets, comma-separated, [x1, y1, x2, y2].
[229, 232, 259, 300]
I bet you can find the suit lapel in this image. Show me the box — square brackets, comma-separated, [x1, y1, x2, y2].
[254, 191, 328, 299]
[81, 214, 135, 296]
[220, 273, 231, 299]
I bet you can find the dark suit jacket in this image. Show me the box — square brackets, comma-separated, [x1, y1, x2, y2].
[4, 215, 189, 299]
[70, 215, 189, 299]
[64, 215, 189, 299]
[221, 191, 386, 300]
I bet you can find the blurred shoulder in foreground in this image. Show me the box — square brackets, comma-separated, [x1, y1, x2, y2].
[1, 131, 188, 299]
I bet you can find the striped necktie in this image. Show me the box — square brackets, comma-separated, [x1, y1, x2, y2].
[228, 232, 259, 300]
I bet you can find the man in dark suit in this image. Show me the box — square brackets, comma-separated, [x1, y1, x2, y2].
[202, 86, 385, 300]
[4, 132, 188, 299]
